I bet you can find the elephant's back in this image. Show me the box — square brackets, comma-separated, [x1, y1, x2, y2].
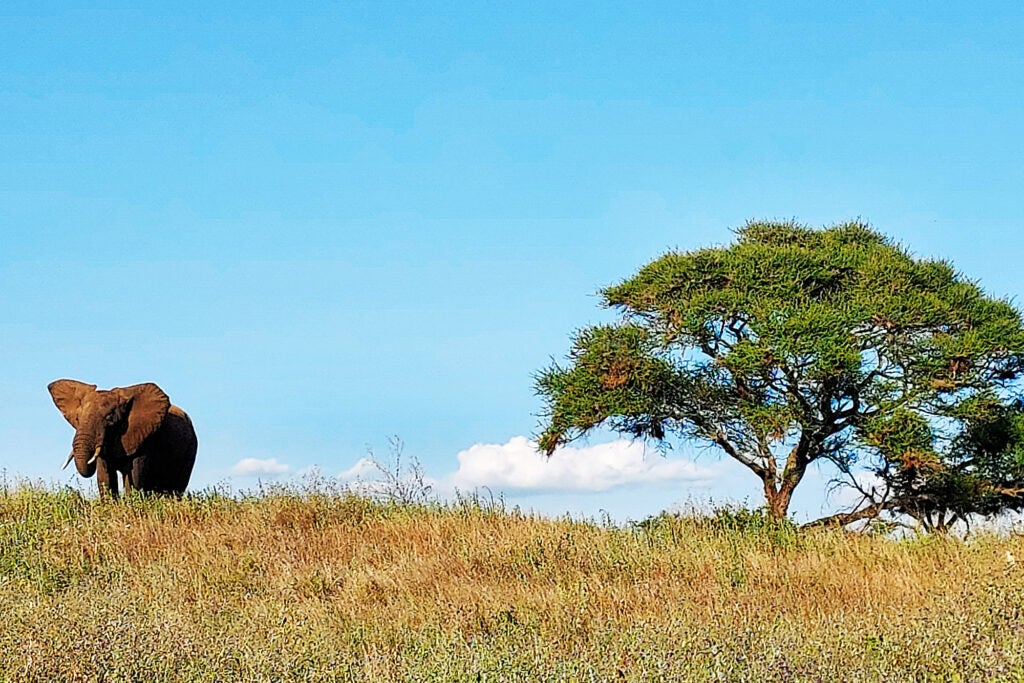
[162, 405, 198, 457]
[166, 405, 197, 445]
[133, 404, 197, 494]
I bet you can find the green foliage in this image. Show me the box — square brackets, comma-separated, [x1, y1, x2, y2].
[881, 397, 1024, 530]
[535, 325, 686, 452]
[704, 504, 799, 541]
[636, 505, 800, 550]
[953, 396, 1024, 481]
[536, 220, 1024, 523]
[863, 409, 937, 466]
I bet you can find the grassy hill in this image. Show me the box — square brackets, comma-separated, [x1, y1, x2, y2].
[1, 485, 1022, 681]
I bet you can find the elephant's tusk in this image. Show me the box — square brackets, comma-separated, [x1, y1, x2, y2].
[88, 445, 102, 465]
[61, 453, 74, 470]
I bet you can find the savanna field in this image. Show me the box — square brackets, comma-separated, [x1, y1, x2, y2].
[2, 485, 1023, 682]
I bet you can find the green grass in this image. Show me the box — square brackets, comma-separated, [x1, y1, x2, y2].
[1, 485, 1023, 681]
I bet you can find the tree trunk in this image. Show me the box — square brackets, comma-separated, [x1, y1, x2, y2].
[761, 447, 811, 522]
[764, 481, 797, 521]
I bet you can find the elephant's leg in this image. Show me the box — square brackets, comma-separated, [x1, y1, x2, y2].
[96, 458, 119, 499]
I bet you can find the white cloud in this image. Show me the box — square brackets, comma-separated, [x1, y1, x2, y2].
[336, 457, 389, 497]
[231, 457, 290, 477]
[448, 436, 717, 493]
[337, 457, 379, 483]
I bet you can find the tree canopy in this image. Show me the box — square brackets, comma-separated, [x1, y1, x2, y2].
[536, 220, 1024, 525]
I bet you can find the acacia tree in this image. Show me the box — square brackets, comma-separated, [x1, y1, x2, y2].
[535, 221, 1024, 523]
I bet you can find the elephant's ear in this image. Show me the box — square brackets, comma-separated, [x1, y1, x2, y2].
[48, 379, 97, 429]
[116, 383, 170, 455]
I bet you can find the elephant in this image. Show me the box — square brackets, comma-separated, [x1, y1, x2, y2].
[48, 379, 198, 498]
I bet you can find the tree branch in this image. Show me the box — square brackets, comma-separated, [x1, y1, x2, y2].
[714, 431, 769, 481]
[778, 363, 814, 417]
[801, 500, 892, 529]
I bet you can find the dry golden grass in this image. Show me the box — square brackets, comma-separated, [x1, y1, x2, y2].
[1, 485, 1023, 681]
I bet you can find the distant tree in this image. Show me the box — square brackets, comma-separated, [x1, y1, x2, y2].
[535, 220, 1024, 524]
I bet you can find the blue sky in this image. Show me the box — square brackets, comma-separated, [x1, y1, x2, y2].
[2, 3, 1023, 522]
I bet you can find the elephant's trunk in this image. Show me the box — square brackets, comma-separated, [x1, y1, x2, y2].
[70, 430, 98, 478]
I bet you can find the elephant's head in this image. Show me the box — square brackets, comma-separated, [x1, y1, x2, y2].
[48, 379, 170, 477]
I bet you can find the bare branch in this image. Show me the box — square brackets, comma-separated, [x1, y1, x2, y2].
[714, 431, 769, 482]
[802, 500, 892, 529]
